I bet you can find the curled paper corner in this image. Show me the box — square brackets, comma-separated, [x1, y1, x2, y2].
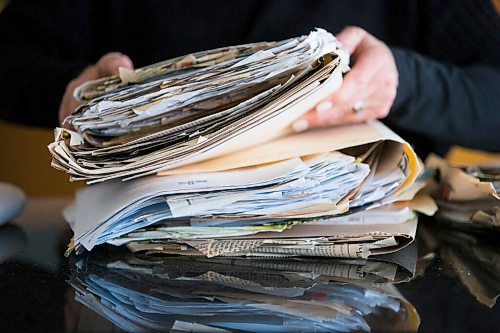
[196, 136, 207, 144]
[173, 54, 197, 70]
[425, 153, 499, 201]
[72, 80, 92, 101]
[53, 127, 84, 146]
[336, 49, 351, 73]
[119, 67, 139, 85]
[341, 63, 351, 74]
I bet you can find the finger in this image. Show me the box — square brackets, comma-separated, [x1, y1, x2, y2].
[294, 90, 394, 132]
[59, 96, 79, 128]
[335, 26, 367, 55]
[330, 91, 393, 124]
[293, 103, 362, 132]
[59, 53, 135, 127]
[97, 53, 134, 76]
[300, 65, 375, 130]
[311, 57, 380, 116]
[340, 60, 396, 116]
[74, 65, 100, 83]
[59, 66, 100, 126]
[333, 47, 384, 106]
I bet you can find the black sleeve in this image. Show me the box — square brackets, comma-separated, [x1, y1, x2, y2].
[388, 48, 500, 152]
[0, 1, 93, 128]
[385, 0, 500, 153]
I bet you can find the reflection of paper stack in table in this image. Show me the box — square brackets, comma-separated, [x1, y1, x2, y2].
[50, 29, 425, 257]
[69, 251, 420, 332]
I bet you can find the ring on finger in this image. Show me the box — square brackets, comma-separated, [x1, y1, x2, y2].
[352, 101, 365, 116]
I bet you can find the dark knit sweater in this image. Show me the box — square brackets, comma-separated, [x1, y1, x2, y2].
[0, 0, 499, 155]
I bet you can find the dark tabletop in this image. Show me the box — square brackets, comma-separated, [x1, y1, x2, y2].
[1, 198, 500, 333]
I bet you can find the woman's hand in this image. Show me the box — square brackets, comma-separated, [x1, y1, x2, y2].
[293, 26, 398, 132]
[58, 52, 133, 127]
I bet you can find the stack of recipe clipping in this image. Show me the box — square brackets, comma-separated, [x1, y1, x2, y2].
[49, 29, 434, 258]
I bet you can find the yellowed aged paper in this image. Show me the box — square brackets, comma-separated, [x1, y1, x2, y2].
[388, 193, 438, 216]
[158, 120, 419, 195]
[125, 217, 417, 258]
[159, 121, 395, 175]
[426, 153, 499, 201]
[233, 215, 417, 245]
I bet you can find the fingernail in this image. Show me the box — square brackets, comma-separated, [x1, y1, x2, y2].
[292, 119, 309, 132]
[316, 101, 333, 114]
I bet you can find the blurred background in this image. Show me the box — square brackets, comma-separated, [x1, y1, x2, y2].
[0, 121, 82, 195]
[0, 0, 77, 196]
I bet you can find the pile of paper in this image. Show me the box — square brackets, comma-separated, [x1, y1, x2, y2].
[69, 252, 420, 332]
[49, 29, 349, 183]
[425, 154, 500, 227]
[50, 29, 426, 258]
[63, 120, 423, 255]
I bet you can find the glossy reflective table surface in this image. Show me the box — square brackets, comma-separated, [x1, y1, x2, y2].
[1, 198, 500, 332]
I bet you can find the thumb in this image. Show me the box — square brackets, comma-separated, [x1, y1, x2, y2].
[336, 26, 367, 55]
[96, 52, 134, 77]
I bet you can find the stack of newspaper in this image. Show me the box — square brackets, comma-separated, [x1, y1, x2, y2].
[50, 29, 348, 183]
[50, 29, 426, 257]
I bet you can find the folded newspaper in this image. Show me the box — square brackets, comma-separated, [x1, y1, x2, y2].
[52, 28, 427, 257]
[49, 29, 349, 183]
